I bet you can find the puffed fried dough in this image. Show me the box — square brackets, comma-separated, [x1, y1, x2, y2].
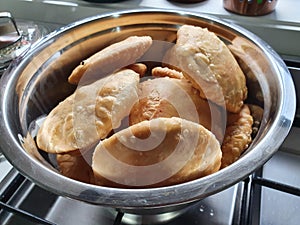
[221, 104, 253, 168]
[92, 117, 222, 188]
[68, 36, 152, 84]
[22, 133, 55, 169]
[228, 36, 271, 82]
[36, 94, 76, 153]
[228, 36, 270, 105]
[125, 63, 147, 77]
[129, 76, 225, 141]
[57, 149, 94, 184]
[164, 25, 247, 113]
[152, 66, 184, 79]
[36, 69, 140, 154]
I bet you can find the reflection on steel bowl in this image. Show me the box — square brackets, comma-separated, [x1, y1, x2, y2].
[0, 9, 296, 218]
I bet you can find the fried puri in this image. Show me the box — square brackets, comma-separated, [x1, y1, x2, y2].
[36, 69, 140, 153]
[129, 76, 225, 142]
[164, 25, 247, 113]
[56, 149, 94, 184]
[221, 104, 253, 168]
[92, 117, 222, 188]
[68, 36, 152, 84]
[125, 63, 148, 77]
[151, 66, 184, 79]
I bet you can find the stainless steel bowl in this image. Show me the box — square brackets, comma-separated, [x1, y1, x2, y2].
[0, 8, 296, 214]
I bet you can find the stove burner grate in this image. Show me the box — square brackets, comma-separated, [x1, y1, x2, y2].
[1, 166, 299, 225]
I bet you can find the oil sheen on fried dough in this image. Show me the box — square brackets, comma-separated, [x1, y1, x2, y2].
[92, 117, 222, 188]
[36, 69, 139, 154]
[163, 25, 247, 113]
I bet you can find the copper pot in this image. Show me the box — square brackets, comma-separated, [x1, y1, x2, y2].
[223, 0, 278, 16]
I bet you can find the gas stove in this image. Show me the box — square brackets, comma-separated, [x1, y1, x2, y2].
[0, 1, 299, 225]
